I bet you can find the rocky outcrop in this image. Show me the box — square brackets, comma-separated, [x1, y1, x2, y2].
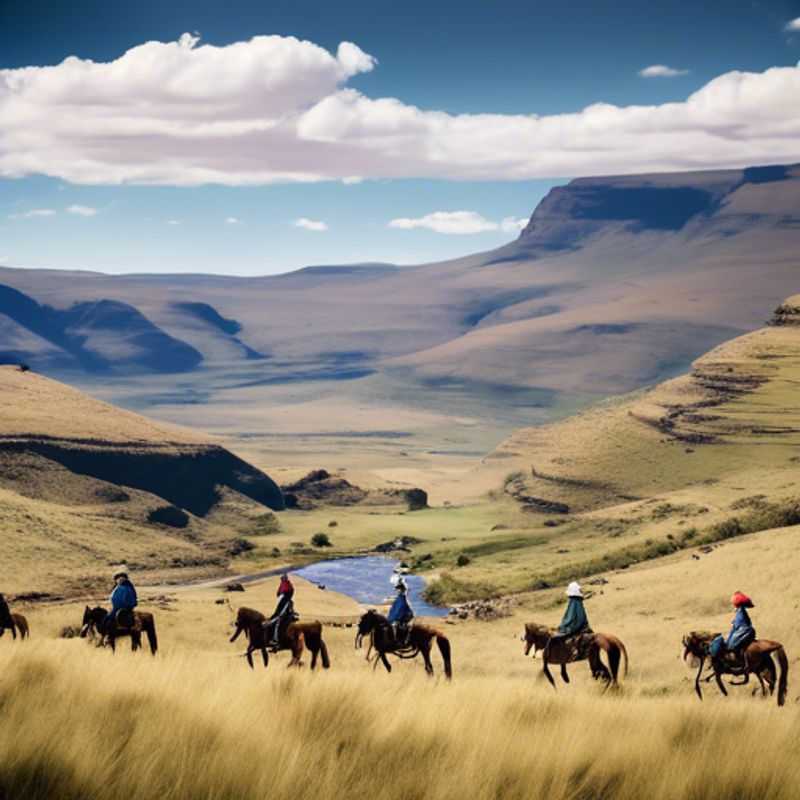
[770, 302, 800, 327]
[282, 470, 429, 511]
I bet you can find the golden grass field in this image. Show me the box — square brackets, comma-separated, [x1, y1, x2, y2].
[4, 523, 800, 800]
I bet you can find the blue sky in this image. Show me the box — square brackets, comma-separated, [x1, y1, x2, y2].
[1, 0, 799, 275]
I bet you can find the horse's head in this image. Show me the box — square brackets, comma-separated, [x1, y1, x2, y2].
[79, 606, 105, 638]
[522, 623, 551, 656]
[355, 610, 382, 648]
[682, 631, 716, 661]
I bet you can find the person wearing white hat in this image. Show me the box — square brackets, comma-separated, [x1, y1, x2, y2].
[388, 570, 413, 645]
[556, 581, 590, 638]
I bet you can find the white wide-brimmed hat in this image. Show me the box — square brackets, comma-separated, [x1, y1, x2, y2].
[112, 565, 129, 580]
[566, 581, 583, 598]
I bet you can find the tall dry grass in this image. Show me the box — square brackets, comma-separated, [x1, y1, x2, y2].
[2, 641, 800, 800]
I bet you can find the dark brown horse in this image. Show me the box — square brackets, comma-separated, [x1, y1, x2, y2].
[0, 613, 30, 640]
[682, 631, 788, 706]
[230, 607, 330, 670]
[80, 606, 158, 655]
[523, 623, 628, 689]
[355, 610, 452, 679]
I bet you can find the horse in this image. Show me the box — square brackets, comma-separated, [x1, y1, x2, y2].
[80, 606, 158, 655]
[230, 606, 330, 670]
[682, 631, 788, 706]
[355, 610, 452, 679]
[523, 623, 628, 689]
[0, 613, 30, 640]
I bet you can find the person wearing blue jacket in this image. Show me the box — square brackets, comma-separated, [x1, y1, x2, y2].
[388, 572, 414, 645]
[710, 591, 756, 666]
[105, 568, 138, 634]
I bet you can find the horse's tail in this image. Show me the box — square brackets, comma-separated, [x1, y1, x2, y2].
[143, 617, 158, 655]
[617, 638, 629, 678]
[776, 646, 788, 707]
[436, 634, 452, 680]
[319, 638, 331, 669]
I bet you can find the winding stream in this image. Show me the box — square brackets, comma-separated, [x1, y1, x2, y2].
[294, 556, 448, 618]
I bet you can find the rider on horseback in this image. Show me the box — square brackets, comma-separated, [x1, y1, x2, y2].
[266, 572, 295, 649]
[105, 568, 138, 638]
[710, 591, 756, 668]
[388, 571, 414, 646]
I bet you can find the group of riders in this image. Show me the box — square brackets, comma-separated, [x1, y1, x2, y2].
[1, 565, 758, 669]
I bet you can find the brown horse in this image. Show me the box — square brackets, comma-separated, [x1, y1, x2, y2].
[230, 607, 330, 670]
[523, 623, 628, 689]
[0, 613, 30, 640]
[80, 606, 158, 655]
[355, 610, 452, 679]
[682, 631, 788, 706]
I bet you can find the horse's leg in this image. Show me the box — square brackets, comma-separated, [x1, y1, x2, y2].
[694, 656, 705, 701]
[262, 647, 269, 668]
[542, 647, 557, 690]
[714, 668, 728, 697]
[246, 645, 255, 669]
[10, 623, 16, 641]
[380, 652, 392, 673]
[560, 663, 570, 684]
[109, 635, 116, 654]
[310, 644, 318, 670]
[421, 640, 434, 676]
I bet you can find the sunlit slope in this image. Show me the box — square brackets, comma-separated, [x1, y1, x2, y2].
[0, 366, 284, 594]
[487, 296, 800, 509]
[408, 299, 800, 601]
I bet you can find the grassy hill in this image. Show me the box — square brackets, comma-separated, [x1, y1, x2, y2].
[0, 366, 284, 595]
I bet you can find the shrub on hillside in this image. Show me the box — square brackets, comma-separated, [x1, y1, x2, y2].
[311, 532, 332, 548]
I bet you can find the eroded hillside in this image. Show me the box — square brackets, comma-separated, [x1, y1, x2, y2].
[0, 366, 284, 594]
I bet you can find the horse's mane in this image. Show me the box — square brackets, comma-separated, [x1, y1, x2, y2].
[525, 622, 553, 636]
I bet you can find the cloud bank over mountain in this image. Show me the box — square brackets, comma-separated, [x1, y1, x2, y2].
[1, 33, 799, 186]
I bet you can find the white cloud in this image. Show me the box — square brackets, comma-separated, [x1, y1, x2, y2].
[785, 18, 800, 31]
[0, 33, 799, 185]
[8, 208, 56, 219]
[167, 219, 181, 225]
[639, 64, 689, 78]
[390, 211, 498, 234]
[294, 217, 328, 231]
[389, 211, 527, 235]
[66, 204, 98, 216]
[225, 216, 241, 224]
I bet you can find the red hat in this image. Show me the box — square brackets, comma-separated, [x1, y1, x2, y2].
[731, 591, 754, 608]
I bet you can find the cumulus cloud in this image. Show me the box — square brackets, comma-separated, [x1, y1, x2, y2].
[389, 211, 527, 235]
[0, 33, 799, 185]
[294, 217, 328, 231]
[639, 64, 689, 78]
[785, 18, 800, 31]
[66, 204, 97, 216]
[8, 208, 56, 219]
[225, 216, 241, 224]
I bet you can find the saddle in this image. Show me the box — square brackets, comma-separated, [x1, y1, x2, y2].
[114, 608, 136, 629]
[551, 631, 595, 662]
